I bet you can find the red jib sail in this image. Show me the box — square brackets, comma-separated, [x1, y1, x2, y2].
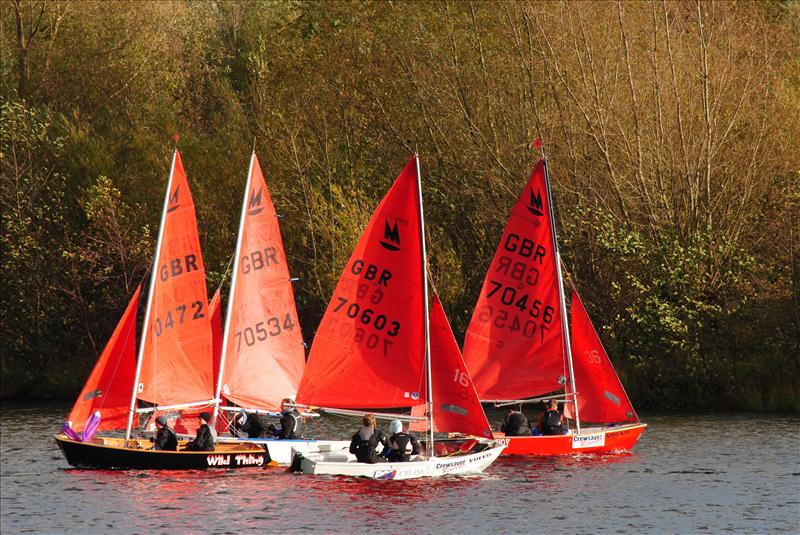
[67, 286, 141, 432]
[209, 288, 222, 388]
[137, 151, 214, 406]
[569, 289, 637, 423]
[219, 153, 305, 411]
[411, 294, 492, 437]
[462, 159, 565, 400]
[297, 156, 425, 408]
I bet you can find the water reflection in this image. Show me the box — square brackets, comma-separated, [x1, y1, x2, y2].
[3, 408, 800, 534]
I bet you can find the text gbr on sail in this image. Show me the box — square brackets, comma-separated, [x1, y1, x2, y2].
[350, 260, 392, 287]
[241, 247, 279, 274]
[160, 254, 199, 281]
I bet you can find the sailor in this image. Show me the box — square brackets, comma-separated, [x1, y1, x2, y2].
[267, 398, 303, 439]
[230, 411, 268, 438]
[152, 414, 178, 451]
[501, 409, 532, 436]
[183, 412, 216, 451]
[537, 399, 568, 436]
[386, 419, 421, 462]
[349, 414, 389, 464]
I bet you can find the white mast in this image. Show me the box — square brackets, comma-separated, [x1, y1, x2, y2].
[542, 157, 581, 434]
[125, 149, 178, 445]
[415, 155, 435, 451]
[211, 151, 256, 429]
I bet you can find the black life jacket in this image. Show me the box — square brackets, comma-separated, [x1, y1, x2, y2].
[280, 411, 301, 439]
[541, 409, 563, 435]
[156, 425, 178, 451]
[503, 412, 532, 436]
[350, 427, 384, 463]
[387, 432, 419, 462]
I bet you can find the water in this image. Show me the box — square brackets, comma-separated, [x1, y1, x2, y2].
[1, 407, 798, 534]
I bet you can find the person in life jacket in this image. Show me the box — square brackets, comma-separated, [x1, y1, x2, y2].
[183, 412, 216, 451]
[386, 419, 421, 462]
[267, 398, 303, 439]
[230, 411, 268, 438]
[151, 414, 178, 451]
[536, 399, 568, 436]
[501, 409, 532, 436]
[349, 414, 389, 464]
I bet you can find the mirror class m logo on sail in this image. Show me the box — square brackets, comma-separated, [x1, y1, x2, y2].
[379, 220, 401, 251]
[247, 187, 264, 216]
[167, 186, 180, 213]
[527, 189, 543, 217]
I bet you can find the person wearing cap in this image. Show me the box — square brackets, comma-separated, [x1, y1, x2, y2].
[386, 419, 420, 462]
[349, 414, 389, 463]
[152, 414, 178, 451]
[183, 411, 215, 451]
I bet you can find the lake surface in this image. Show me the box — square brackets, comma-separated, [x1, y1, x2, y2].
[1, 407, 798, 534]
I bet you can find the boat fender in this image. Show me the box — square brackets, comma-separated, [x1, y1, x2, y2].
[289, 452, 304, 472]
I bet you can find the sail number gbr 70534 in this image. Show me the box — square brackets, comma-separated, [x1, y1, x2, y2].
[234, 314, 296, 351]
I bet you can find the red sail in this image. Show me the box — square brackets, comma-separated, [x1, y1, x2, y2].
[209, 288, 222, 388]
[297, 156, 425, 408]
[569, 289, 637, 423]
[463, 159, 565, 400]
[138, 151, 214, 405]
[68, 286, 140, 432]
[219, 153, 305, 411]
[420, 294, 493, 437]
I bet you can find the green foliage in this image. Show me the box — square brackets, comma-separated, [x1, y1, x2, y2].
[0, 1, 797, 410]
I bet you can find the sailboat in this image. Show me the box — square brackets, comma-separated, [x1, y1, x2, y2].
[462, 157, 646, 455]
[208, 151, 348, 464]
[293, 155, 505, 479]
[54, 150, 268, 469]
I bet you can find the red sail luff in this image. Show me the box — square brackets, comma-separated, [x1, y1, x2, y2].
[137, 151, 214, 405]
[209, 288, 222, 388]
[412, 294, 492, 437]
[462, 159, 565, 400]
[68, 286, 141, 432]
[569, 289, 637, 423]
[219, 153, 305, 411]
[297, 156, 425, 408]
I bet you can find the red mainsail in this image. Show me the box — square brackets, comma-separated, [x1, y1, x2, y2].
[412, 294, 492, 437]
[569, 289, 637, 423]
[297, 156, 425, 408]
[137, 151, 214, 406]
[68, 286, 141, 432]
[218, 153, 305, 411]
[462, 159, 565, 400]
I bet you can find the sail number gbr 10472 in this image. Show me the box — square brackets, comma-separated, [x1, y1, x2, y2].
[153, 301, 205, 337]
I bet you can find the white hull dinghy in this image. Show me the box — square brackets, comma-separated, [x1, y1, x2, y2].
[298, 441, 504, 480]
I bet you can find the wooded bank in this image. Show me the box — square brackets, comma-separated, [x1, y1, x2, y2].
[2, 1, 798, 410]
